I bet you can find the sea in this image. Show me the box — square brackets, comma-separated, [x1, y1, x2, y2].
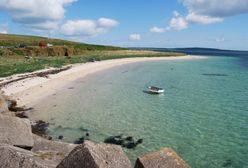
[31, 51, 248, 168]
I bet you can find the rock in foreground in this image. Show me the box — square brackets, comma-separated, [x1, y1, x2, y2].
[57, 140, 132, 168]
[134, 148, 190, 168]
[32, 134, 77, 166]
[0, 143, 52, 168]
[0, 114, 34, 149]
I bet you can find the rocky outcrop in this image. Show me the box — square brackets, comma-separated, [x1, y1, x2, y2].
[57, 140, 132, 168]
[32, 134, 77, 166]
[134, 148, 189, 168]
[0, 114, 34, 149]
[0, 143, 53, 168]
[0, 94, 8, 113]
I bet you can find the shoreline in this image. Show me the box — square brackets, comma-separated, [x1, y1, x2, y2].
[1, 55, 206, 107]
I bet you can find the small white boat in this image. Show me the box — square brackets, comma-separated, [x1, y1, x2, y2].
[147, 86, 164, 94]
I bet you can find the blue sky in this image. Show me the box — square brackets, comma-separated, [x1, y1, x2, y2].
[0, 0, 248, 50]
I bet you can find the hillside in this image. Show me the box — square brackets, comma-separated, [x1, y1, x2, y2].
[0, 34, 185, 77]
[0, 34, 120, 50]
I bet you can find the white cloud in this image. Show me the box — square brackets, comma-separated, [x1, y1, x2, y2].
[186, 12, 223, 24]
[182, 0, 248, 17]
[0, 0, 77, 30]
[169, 17, 188, 30]
[169, 11, 188, 31]
[173, 10, 180, 17]
[60, 18, 119, 36]
[129, 34, 141, 41]
[98, 18, 119, 27]
[152, 0, 248, 33]
[0, 30, 8, 34]
[150, 26, 168, 33]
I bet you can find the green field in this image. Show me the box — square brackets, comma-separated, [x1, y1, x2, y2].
[0, 34, 185, 77]
[0, 34, 120, 50]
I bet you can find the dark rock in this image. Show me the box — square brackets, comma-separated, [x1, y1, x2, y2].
[57, 140, 132, 168]
[31, 120, 49, 136]
[0, 114, 34, 149]
[15, 111, 29, 118]
[104, 135, 124, 146]
[58, 136, 64, 140]
[8, 106, 25, 112]
[0, 143, 53, 168]
[122, 141, 137, 149]
[104, 135, 142, 149]
[136, 139, 143, 144]
[134, 148, 189, 168]
[74, 136, 85, 144]
[125, 136, 133, 141]
[9, 106, 34, 112]
[7, 99, 17, 109]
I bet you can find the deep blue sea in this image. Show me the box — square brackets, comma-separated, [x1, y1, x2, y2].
[32, 55, 248, 168]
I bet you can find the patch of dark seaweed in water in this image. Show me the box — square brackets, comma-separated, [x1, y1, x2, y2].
[104, 135, 143, 149]
[202, 73, 228, 77]
[222, 159, 232, 167]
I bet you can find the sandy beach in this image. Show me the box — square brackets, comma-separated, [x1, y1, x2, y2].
[0, 55, 206, 107]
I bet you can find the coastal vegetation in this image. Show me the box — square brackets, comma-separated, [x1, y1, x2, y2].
[0, 34, 185, 77]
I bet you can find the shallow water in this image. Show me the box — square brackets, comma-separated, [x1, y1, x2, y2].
[32, 56, 248, 167]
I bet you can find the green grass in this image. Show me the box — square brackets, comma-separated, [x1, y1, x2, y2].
[0, 34, 185, 77]
[0, 34, 121, 50]
[0, 50, 185, 77]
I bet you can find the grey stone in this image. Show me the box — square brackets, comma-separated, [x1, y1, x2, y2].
[0, 94, 8, 113]
[57, 140, 132, 168]
[0, 114, 34, 149]
[0, 143, 53, 168]
[32, 134, 77, 166]
[134, 148, 190, 168]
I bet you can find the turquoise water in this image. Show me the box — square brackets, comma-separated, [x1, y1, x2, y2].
[32, 56, 248, 167]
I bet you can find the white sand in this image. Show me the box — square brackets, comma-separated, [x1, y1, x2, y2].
[0, 56, 206, 107]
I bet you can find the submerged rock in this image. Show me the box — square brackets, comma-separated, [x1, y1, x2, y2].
[57, 140, 132, 168]
[104, 135, 124, 146]
[0, 114, 34, 149]
[74, 136, 85, 144]
[58, 135, 64, 140]
[32, 120, 49, 136]
[104, 135, 143, 149]
[134, 148, 189, 168]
